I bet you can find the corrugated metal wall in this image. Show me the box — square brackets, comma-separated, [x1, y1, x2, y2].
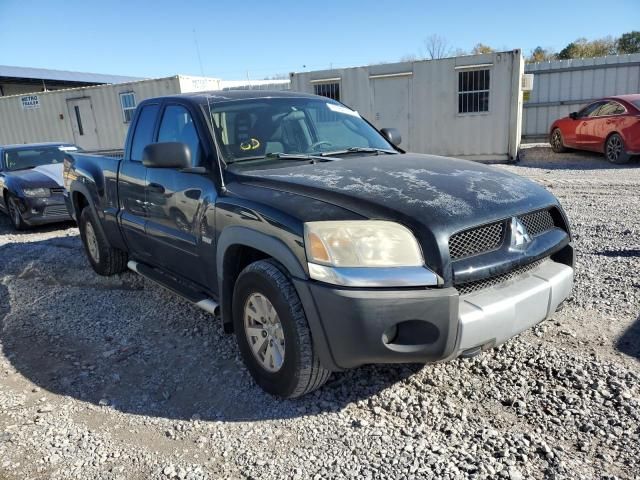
[0, 75, 221, 151]
[523, 53, 640, 139]
[291, 51, 524, 161]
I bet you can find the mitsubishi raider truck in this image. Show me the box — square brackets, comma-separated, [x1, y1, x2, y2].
[64, 90, 574, 398]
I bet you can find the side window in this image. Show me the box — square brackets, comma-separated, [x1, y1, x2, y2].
[578, 102, 605, 118]
[130, 104, 160, 162]
[598, 101, 626, 116]
[157, 105, 202, 166]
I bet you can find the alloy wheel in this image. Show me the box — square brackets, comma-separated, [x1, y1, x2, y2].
[243, 292, 286, 372]
[606, 135, 622, 162]
[84, 221, 100, 263]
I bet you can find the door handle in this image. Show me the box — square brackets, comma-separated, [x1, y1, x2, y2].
[148, 182, 165, 194]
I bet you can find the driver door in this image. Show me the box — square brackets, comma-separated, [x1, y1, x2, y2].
[144, 103, 217, 287]
[575, 101, 606, 149]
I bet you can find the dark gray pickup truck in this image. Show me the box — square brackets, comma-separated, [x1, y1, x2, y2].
[64, 90, 574, 398]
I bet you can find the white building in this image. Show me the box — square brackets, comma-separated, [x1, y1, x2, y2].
[291, 50, 526, 161]
[0, 75, 220, 151]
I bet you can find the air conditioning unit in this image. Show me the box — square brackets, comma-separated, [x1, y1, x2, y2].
[521, 73, 534, 91]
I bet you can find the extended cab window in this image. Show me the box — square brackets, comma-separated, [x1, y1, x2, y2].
[157, 105, 202, 166]
[130, 104, 160, 161]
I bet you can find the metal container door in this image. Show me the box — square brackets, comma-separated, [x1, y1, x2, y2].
[66, 97, 100, 150]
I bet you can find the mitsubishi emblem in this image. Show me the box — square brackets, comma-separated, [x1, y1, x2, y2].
[510, 217, 531, 247]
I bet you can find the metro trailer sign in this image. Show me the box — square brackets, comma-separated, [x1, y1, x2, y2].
[21, 95, 40, 110]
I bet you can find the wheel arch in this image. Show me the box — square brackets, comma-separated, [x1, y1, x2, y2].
[216, 226, 307, 333]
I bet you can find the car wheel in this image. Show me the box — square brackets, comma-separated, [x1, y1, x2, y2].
[550, 128, 567, 153]
[233, 259, 331, 398]
[605, 134, 631, 164]
[78, 207, 128, 276]
[6, 194, 27, 230]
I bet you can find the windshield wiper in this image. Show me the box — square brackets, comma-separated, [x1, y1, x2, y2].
[226, 152, 339, 165]
[318, 147, 398, 157]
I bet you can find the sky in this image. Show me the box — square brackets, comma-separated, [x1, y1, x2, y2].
[1, 0, 639, 80]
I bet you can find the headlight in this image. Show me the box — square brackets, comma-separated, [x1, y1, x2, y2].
[304, 220, 424, 267]
[22, 187, 51, 198]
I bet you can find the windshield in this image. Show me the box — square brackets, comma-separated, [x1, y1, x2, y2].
[203, 97, 394, 164]
[3, 145, 79, 171]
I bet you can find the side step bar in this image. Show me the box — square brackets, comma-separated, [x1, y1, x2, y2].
[127, 260, 219, 316]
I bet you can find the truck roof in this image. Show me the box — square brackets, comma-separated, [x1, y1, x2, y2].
[157, 89, 320, 106]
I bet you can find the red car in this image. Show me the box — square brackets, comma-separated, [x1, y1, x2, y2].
[550, 94, 640, 164]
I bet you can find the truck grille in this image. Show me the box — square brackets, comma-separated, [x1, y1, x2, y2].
[449, 208, 559, 260]
[519, 209, 555, 237]
[449, 221, 505, 260]
[457, 258, 548, 296]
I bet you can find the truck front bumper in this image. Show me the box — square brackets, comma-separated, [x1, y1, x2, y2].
[295, 259, 573, 371]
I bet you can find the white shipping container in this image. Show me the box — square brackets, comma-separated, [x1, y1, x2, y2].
[291, 50, 525, 161]
[0, 75, 221, 151]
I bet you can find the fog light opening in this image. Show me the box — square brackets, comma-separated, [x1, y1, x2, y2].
[382, 324, 398, 345]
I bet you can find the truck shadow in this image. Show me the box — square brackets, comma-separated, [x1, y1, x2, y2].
[0, 235, 421, 423]
[615, 314, 640, 361]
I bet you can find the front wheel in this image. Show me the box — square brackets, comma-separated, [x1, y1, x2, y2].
[6, 194, 27, 230]
[550, 128, 567, 153]
[605, 134, 631, 164]
[233, 259, 330, 398]
[78, 207, 128, 276]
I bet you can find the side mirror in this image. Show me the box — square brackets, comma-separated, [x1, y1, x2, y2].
[380, 128, 402, 146]
[569, 112, 578, 120]
[143, 142, 191, 169]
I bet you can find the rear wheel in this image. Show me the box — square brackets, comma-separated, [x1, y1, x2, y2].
[550, 128, 567, 153]
[233, 259, 330, 398]
[6, 194, 27, 230]
[605, 133, 631, 164]
[78, 207, 128, 276]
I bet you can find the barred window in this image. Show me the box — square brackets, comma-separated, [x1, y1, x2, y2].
[119, 92, 136, 123]
[313, 82, 340, 101]
[458, 69, 490, 114]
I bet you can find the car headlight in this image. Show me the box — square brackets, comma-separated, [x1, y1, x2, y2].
[304, 221, 438, 287]
[305, 220, 423, 267]
[22, 187, 51, 198]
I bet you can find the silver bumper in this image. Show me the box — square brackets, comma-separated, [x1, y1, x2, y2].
[449, 260, 573, 358]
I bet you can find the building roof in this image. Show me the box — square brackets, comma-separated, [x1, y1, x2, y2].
[0, 65, 144, 85]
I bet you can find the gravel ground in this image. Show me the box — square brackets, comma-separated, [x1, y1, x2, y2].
[1, 146, 639, 479]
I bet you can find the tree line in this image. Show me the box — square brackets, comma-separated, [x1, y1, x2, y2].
[402, 32, 640, 63]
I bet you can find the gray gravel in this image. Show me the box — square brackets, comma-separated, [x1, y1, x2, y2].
[1, 146, 639, 479]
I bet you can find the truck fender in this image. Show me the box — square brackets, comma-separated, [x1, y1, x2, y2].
[216, 226, 307, 326]
[215, 226, 339, 371]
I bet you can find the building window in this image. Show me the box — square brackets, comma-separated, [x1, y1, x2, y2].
[119, 92, 136, 123]
[458, 69, 490, 114]
[313, 82, 340, 101]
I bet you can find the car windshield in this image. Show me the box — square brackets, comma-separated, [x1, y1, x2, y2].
[3, 145, 79, 171]
[202, 97, 395, 165]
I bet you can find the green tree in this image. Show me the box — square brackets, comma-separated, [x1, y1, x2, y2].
[527, 46, 557, 63]
[471, 43, 494, 55]
[617, 31, 640, 53]
[558, 37, 616, 59]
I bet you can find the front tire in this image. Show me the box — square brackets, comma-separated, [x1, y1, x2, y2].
[233, 259, 330, 398]
[78, 207, 128, 276]
[550, 128, 567, 153]
[605, 133, 631, 164]
[6, 194, 27, 230]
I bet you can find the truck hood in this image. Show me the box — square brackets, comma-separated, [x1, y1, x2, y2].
[234, 153, 560, 270]
[5, 163, 64, 188]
